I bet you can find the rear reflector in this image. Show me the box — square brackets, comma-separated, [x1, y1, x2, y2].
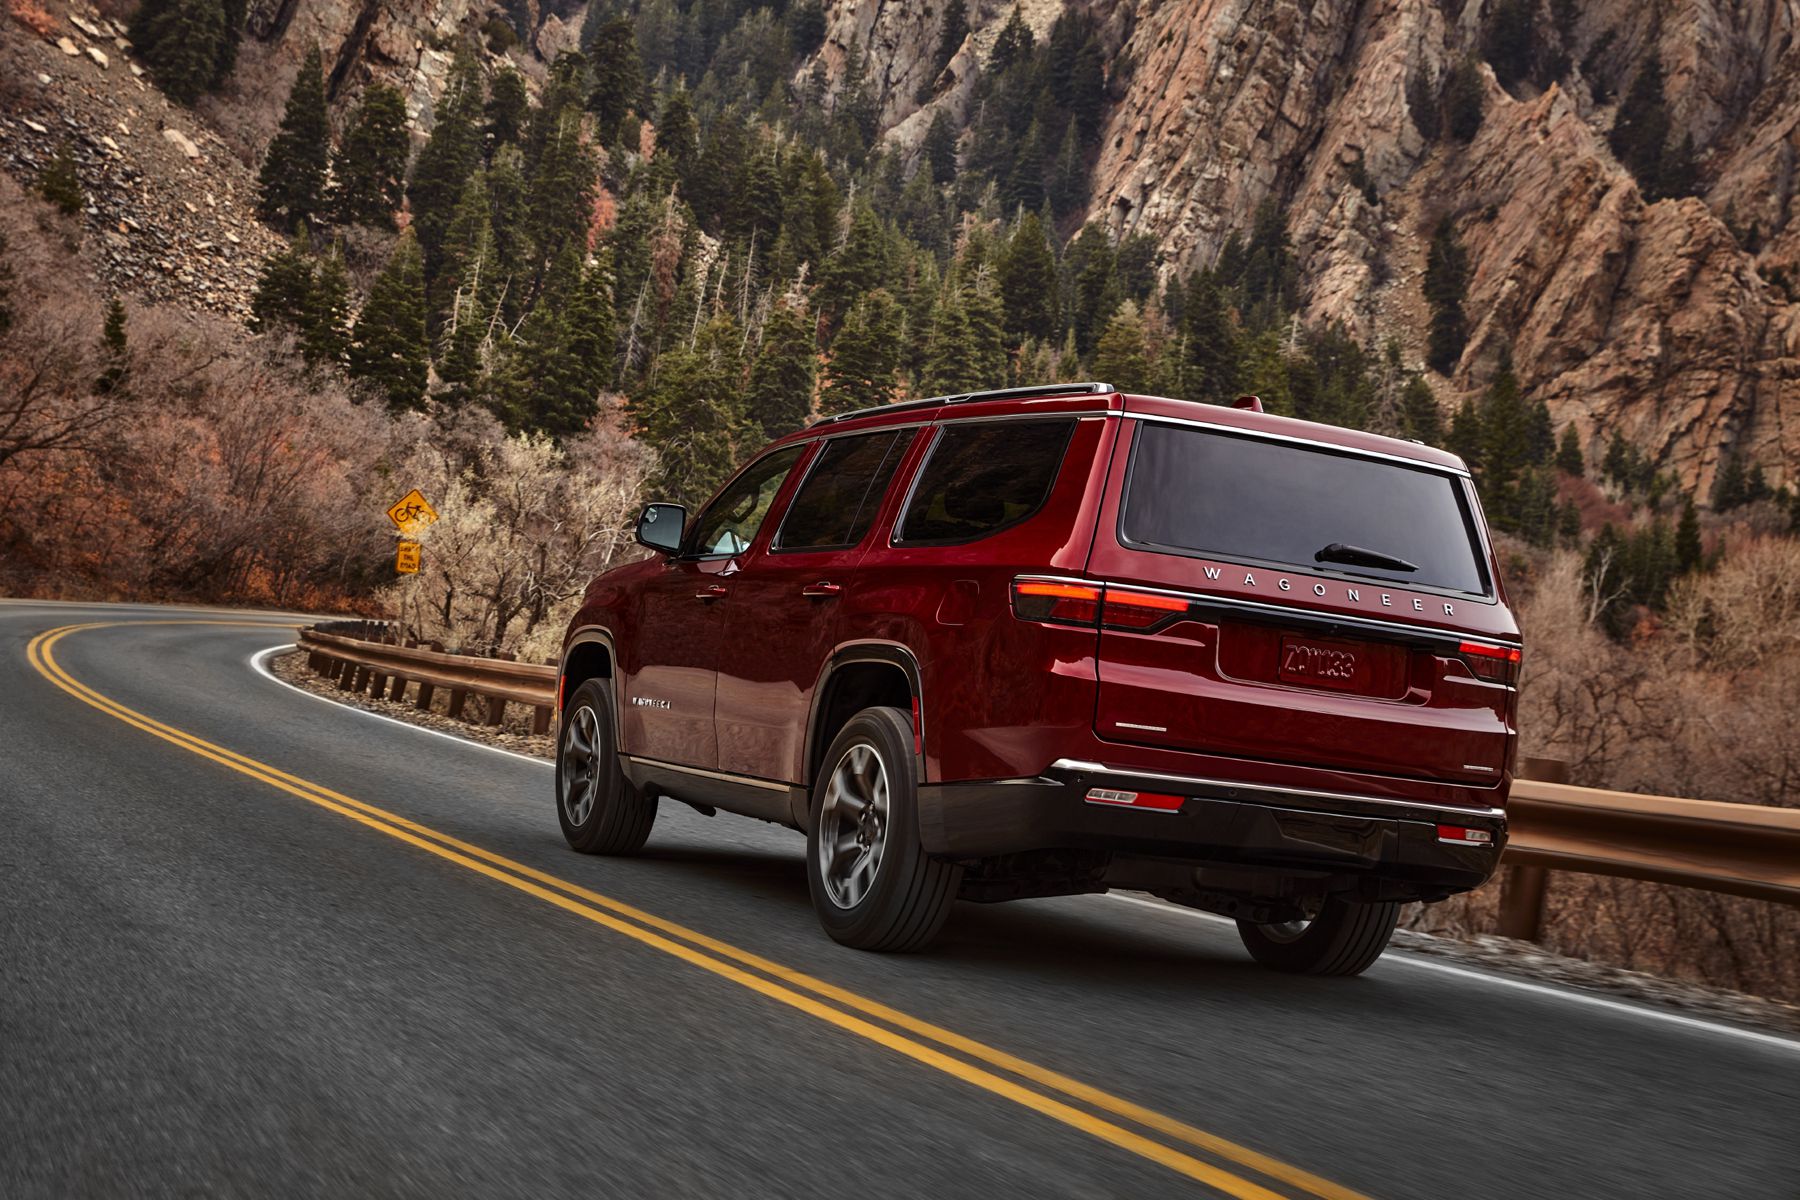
[1437, 823, 1495, 846]
[1011, 579, 1102, 626]
[1086, 788, 1185, 813]
[1458, 640, 1522, 686]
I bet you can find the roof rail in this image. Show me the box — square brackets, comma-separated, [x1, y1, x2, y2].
[812, 382, 1116, 426]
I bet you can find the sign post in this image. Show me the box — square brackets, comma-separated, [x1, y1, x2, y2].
[386, 489, 438, 576]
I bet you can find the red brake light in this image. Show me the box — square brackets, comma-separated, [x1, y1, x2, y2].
[1101, 588, 1191, 631]
[1457, 641, 1522, 685]
[1437, 823, 1495, 846]
[1011, 579, 1101, 626]
[1086, 788, 1185, 812]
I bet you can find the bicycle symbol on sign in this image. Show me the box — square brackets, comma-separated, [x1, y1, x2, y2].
[385, 489, 440, 534]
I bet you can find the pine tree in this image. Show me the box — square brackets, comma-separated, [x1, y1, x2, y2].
[922, 112, 958, 186]
[331, 84, 409, 228]
[97, 298, 128, 394]
[1675, 497, 1703, 573]
[250, 230, 315, 336]
[822, 289, 902, 414]
[922, 285, 977, 394]
[1003, 119, 1047, 213]
[1558, 501, 1583, 545]
[1526, 397, 1555, 463]
[213, 0, 246, 86]
[819, 202, 890, 322]
[408, 49, 485, 274]
[1610, 59, 1672, 198]
[485, 68, 530, 156]
[963, 273, 1009, 386]
[1093, 301, 1153, 394]
[1443, 55, 1487, 143]
[585, 16, 644, 147]
[1556, 423, 1585, 475]
[655, 86, 700, 187]
[989, 6, 1034, 73]
[300, 249, 351, 367]
[348, 232, 429, 410]
[745, 297, 817, 439]
[1449, 397, 1484, 472]
[132, 0, 225, 106]
[1182, 270, 1240, 402]
[523, 101, 600, 293]
[39, 142, 83, 215]
[1048, 121, 1084, 217]
[998, 212, 1058, 345]
[1481, 0, 1535, 89]
[1401, 374, 1442, 444]
[629, 316, 746, 505]
[1067, 223, 1118, 355]
[930, 0, 969, 85]
[256, 46, 330, 230]
[1479, 352, 1530, 526]
[1424, 220, 1470, 374]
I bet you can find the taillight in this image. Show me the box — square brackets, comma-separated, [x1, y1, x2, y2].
[1458, 640, 1522, 686]
[1102, 588, 1190, 631]
[1010, 579, 1101, 626]
[1437, 823, 1495, 846]
[1086, 788, 1185, 812]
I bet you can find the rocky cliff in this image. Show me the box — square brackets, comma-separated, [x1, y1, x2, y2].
[812, 0, 1800, 495]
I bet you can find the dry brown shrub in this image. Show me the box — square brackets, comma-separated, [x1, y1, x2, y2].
[379, 400, 655, 660]
[8, 0, 56, 37]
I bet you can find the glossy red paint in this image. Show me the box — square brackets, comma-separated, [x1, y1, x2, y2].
[563, 386, 1522, 829]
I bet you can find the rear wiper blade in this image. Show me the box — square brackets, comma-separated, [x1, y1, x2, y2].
[1315, 542, 1419, 572]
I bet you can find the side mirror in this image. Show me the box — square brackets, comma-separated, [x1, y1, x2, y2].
[635, 502, 687, 555]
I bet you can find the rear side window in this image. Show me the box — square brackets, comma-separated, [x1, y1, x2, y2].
[775, 430, 909, 552]
[1122, 422, 1490, 596]
[896, 420, 1074, 545]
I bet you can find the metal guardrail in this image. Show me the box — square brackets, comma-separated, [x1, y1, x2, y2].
[298, 626, 555, 734]
[294, 628, 1800, 941]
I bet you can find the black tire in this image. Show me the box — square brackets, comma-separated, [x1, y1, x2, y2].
[556, 678, 656, 854]
[805, 706, 962, 952]
[1235, 897, 1399, 976]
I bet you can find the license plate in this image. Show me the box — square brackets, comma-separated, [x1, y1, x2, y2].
[1278, 636, 1366, 692]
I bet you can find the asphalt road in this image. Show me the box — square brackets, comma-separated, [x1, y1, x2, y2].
[3, 601, 1796, 1199]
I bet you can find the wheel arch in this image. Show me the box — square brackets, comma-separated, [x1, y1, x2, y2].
[804, 642, 924, 796]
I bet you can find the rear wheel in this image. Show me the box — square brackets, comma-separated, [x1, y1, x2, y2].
[1236, 896, 1399, 976]
[557, 678, 656, 854]
[806, 706, 962, 952]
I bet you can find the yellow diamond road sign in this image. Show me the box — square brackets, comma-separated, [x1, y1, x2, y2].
[386, 489, 439, 534]
[395, 541, 422, 575]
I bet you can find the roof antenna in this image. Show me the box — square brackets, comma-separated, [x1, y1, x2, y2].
[1232, 394, 1265, 413]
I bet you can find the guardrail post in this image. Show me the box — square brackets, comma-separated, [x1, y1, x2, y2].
[367, 669, 386, 697]
[446, 689, 468, 720]
[415, 681, 435, 711]
[485, 696, 508, 727]
[1497, 757, 1570, 943]
[1496, 867, 1549, 941]
[532, 706, 551, 736]
[387, 675, 408, 701]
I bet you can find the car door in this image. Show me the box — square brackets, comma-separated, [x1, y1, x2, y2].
[713, 428, 917, 783]
[619, 446, 804, 769]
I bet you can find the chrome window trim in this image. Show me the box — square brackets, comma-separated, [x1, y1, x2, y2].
[1050, 759, 1508, 815]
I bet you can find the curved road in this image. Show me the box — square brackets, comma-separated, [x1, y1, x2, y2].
[3, 601, 1795, 1198]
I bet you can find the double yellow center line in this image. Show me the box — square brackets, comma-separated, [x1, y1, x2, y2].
[29, 621, 1373, 1200]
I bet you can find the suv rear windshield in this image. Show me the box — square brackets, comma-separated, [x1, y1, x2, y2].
[1121, 422, 1490, 596]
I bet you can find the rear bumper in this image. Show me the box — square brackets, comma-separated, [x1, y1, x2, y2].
[917, 759, 1506, 894]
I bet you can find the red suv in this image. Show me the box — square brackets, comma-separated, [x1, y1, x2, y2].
[557, 383, 1518, 974]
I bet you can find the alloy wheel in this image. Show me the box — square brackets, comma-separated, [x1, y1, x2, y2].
[817, 742, 891, 909]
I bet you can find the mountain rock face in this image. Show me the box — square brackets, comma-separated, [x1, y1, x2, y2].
[815, 0, 1800, 495]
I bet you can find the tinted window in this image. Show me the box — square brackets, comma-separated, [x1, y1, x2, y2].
[1121, 423, 1489, 596]
[689, 446, 804, 557]
[775, 431, 908, 552]
[896, 420, 1074, 545]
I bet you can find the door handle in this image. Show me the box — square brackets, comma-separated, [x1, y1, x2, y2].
[801, 581, 842, 598]
[696, 584, 728, 601]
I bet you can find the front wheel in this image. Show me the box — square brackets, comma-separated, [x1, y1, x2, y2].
[557, 678, 656, 854]
[805, 706, 962, 952]
[1236, 897, 1399, 976]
